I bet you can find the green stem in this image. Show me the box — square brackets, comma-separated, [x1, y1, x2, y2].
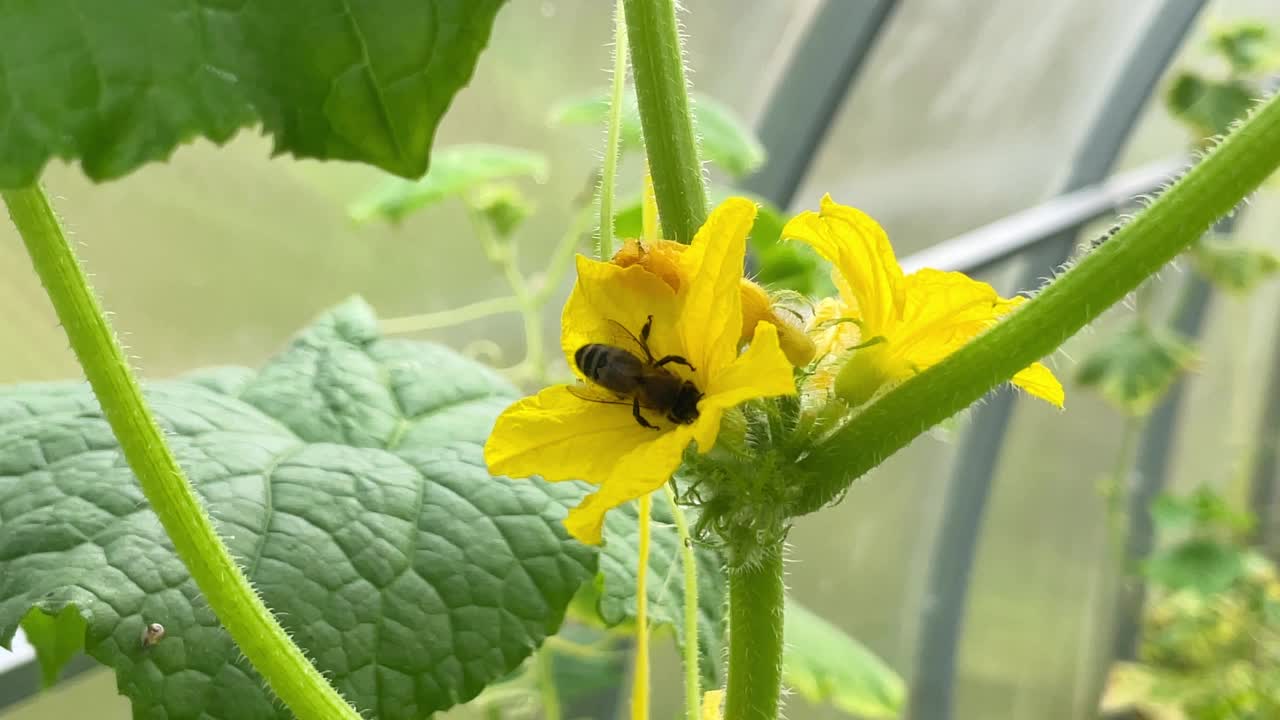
[535, 205, 595, 305]
[599, 0, 629, 258]
[470, 208, 547, 384]
[631, 492, 653, 720]
[380, 295, 522, 334]
[622, 0, 708, 243]
[536, 646, 562, 720]
[724, 546, 785, 720]
[663, 484, 701, 720]
[3, 184, 362, 720]
[794, 89, 1280, 516]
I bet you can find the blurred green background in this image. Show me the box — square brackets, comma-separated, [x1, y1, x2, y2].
[4, 1, 1280, 718]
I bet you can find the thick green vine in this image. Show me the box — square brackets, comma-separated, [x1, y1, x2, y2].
[4, 184, 364, 720]
[794, 90, 1280, 515]
[622, 0, 709, 243]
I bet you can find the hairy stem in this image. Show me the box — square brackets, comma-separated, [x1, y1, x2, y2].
[4, 184, 362, 720]
[623, 0, 708, 243]
[664, 484, 701, 720]
[724, 546, 785, 720]
[794, 90, 1280, 516]
[599, 0, 629, 259]
[631, 492, 653, 720]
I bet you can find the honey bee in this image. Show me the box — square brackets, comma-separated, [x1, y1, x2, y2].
[572, 315, 702, 430]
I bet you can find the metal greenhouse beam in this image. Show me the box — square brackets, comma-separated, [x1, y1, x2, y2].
[907, 3, 1207, 719]
[742, 0, 897, 209]
[900, 157, 1184, 275]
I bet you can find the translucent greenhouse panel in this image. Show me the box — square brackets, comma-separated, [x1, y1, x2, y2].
[792, 1, 1163, 255]
[786, 1, 1280, 719]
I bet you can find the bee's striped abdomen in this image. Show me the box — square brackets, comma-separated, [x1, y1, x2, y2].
[575, 344, 611, 380]
[575, 343, 645, 393]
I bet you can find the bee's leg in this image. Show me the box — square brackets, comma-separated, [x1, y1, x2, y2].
[632, 396, 660, 430]
[638, 315, 656, 362]
[655, 354, 696, 372]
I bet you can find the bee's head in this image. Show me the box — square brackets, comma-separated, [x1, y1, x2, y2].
[668, 380, 703, 425]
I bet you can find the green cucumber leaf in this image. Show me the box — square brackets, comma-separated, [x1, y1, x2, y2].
[1075, 321, 1199, 416]
[0, 298, 595, 719]
[19, 605, 87, 688]
[784, 601, 905, 718]
[1165, 72, 1257, 139]
[1192, 238, 1280, 294]
[0, 1, 507, 186]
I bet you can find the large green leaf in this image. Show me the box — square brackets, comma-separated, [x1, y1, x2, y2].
[783, 601, 905, 718]
[595, 491, 727, 687]
[550, 91, 766, 178]
[0, 1, 506, 187]
[0, 299, 595, 718]
[349, 144, 549, 224]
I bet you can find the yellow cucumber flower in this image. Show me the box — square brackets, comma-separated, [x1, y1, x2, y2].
[783, 194, 1064, 408]
[484, 198, 797, 544]
[613, 237, 816, 367]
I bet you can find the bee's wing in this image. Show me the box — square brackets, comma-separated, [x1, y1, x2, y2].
[603, 318, 651, 360]
[566, 383, 661, 411]
[566, 383, 631, 406]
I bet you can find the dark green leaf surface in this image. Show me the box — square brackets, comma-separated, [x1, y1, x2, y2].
[349, 144, 549, 224]
[596, 491, 727, 687]
[0, 299, 595, 718]
[783, 601, 905, 718]
[550, 91, 766, 178]
[0, 1, 506, 187]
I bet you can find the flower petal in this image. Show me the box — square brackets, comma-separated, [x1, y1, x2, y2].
[691, 322, 797, 451]
[485, 384, 667, 484]
[561, 255, 682, 378]
[892, 269, 1006, 367]
[1013, 361, 1065, 409]
[782, 194, 904, 334]
[677, 197, 757, 381]
[892, 270, 1064, 408]
[706, 322, 798, 405]
[562, 425, 695, 544]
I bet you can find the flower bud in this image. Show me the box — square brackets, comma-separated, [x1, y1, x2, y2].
[740, 279, 815, 367]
